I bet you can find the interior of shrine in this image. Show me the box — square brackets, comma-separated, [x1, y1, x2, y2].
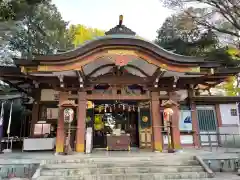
[91, 100, 140, 149]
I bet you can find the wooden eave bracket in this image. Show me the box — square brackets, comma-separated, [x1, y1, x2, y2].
[153, 68, 166, 88]
[58, 75, 64, 88]
[58, 100, 78, 107]
[173, 76, 179, 88]
[76, 70, 84, 88]
[161, 99, 179, 107]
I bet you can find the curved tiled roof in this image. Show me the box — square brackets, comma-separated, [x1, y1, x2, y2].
[13, 17, 221, 67]
[19, 35, 215, 66]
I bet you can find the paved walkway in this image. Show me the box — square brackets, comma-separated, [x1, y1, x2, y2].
[0, 148, 239, 163]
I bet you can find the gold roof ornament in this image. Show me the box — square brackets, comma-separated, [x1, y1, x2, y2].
[119, 15, 123, 25]
[105, 15, 136, 36]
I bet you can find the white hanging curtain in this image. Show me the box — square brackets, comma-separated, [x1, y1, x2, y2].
[7, 101, 13, 135]
[0, 102, 4, 126]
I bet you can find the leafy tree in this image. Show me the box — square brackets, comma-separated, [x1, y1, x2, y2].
[159, 0, 240, 43]
[8, 2, 73, 58]
[0, 0, 49, 21]
[68, 24, 105, 47]
[155, 12, 219, 56]
[216, 76, 239, 96]
[156, 10, 240, 96]
[0, 43, 14, 66]
[215, 48, 240, 96]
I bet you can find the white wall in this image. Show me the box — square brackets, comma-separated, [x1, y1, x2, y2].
[219, 103, 240, 135]
[163, 135, 193, 145]
[219, 103, 239, 125]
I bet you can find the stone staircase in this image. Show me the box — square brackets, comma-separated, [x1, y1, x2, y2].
[35, 155, 212, 180]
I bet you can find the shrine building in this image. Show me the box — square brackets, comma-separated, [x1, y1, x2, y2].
[1, 16, 240, 153]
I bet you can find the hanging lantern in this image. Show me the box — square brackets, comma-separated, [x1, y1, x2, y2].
[123, 104, 125, 111]
[87, 101, 94, 109]
[128, 105, 131, 112]
[110, 106, 112, 113]
[64, 108, 74, 123]
[163, 108, 174, 121]
[133, 105, 135, 111]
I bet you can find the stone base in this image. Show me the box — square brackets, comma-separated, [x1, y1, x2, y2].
[237, 169, 240, 176]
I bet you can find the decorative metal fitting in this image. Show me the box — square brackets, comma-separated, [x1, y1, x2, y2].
[208, 160, 211, 168]
[220, 160, 225, 172]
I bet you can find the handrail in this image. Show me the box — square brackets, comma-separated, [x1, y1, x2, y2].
[194, 156, 215, 178]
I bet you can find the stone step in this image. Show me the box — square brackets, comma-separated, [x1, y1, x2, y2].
[41, 166, 204, 176]
[42, 160, 199, 169]
[37, 172, 209, 180]
[43, 156, 194, 165]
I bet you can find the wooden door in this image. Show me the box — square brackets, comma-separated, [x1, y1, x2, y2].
[138, 102, 152, 149]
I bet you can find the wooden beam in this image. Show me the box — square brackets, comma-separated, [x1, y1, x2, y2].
[69, 94, 150, 100]
[89, 74, 151, 85]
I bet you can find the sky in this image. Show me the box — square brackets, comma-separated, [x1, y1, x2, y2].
[51, 0, 173, 41]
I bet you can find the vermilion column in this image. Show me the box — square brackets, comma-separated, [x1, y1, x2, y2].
[191, 102, 200, 148]
[169, 92, 181, 150]
[151, 91, 163, 152]
[76, 91, 87, 152]
[188, 89, 200, 148]
[215, 104, 223, 127]
[55, 92, 68, 153]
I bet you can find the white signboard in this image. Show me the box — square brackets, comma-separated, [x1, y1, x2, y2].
[41, 89, 59, 101]
[179, 110, 192, 131]
[47, 108, 59, 119]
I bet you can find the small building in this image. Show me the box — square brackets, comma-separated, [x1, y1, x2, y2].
[0, 16, 240, 153]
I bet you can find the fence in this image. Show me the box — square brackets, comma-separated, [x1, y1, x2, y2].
[196, 133, 240, 172]
[0, 163, 39, 179]
[197, 133, 240, 152]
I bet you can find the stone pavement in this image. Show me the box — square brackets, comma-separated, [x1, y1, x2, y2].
[0, 148, 239, 163]
[213, 173, 240, 179]
[0, 149, 238, 161]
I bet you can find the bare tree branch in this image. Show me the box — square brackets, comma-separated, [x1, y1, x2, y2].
[160, 0, 240, 38]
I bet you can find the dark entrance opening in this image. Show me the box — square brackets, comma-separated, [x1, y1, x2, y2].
[91, 100, 139, 149]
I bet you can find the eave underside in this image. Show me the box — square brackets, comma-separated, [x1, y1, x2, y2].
[0, 65, 238, 96]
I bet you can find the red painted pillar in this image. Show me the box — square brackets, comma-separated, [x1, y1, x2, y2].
[191, 102, 200, 148]
[169, 92, 181, 150]
[76, 91, 87, 152]
[188, 89, 200, 148]
[215, 104, 223, 127]
[151, 92, 163, 152]
[55, 92, 68, 153]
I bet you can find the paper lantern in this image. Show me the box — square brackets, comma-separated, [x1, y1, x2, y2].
[164, 108, 174, 115]
[64, 108, 74, 123]
[163, 108, 174, 121]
